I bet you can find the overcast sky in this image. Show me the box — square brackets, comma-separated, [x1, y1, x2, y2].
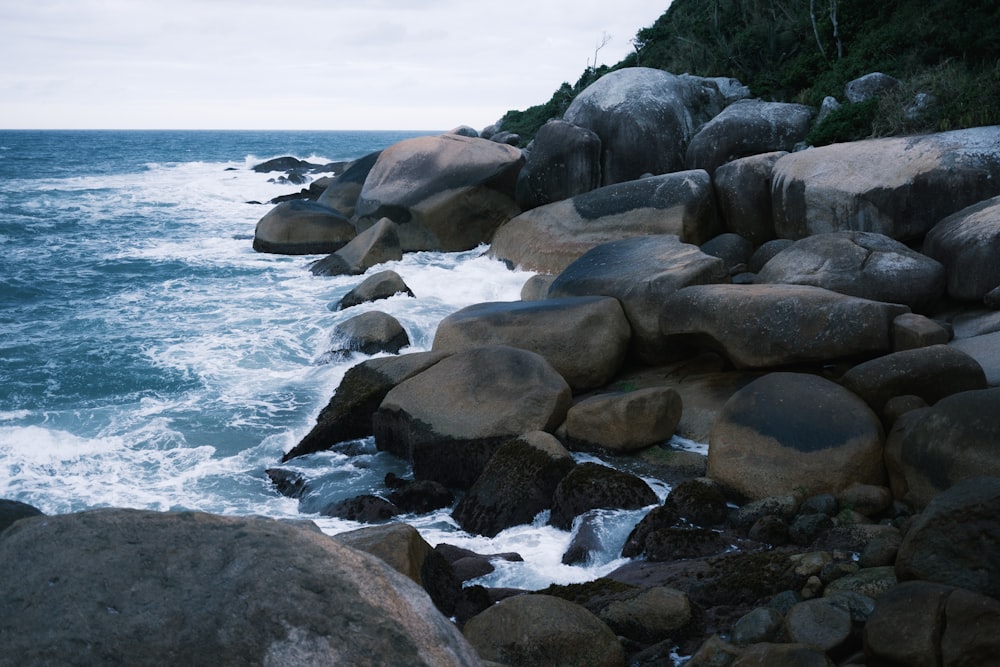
[0, 1, 669, 131]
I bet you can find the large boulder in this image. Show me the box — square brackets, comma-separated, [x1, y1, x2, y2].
[451, 432, 575, 537]
[353, 134, 523, 252]
[547, 235, 729, 362]
[895, 477, 1000, 598]
[490, 171, 720, 274]
[252, 199, 356, 255]
[708, 372, 886, 501]
[922, 194, 1000, 301]
[564, 387, 683, 454]
[713, 151, 786, 246]
[373, 345, 572, 488]
[431, 296, 631, 392]
[660, 284, 910, 369]
[756, 231, 946, 312]
[309, 217, 403, 276]
[685, 99, 813, 175]
[515, 119, 601, 210]
[890, 388, 1000, 508]
[315, 150, 381, 218]
[463, 594, 625, 667]
[281, 351, 448, 462]
[563, 67, 737, 185]
[839, 344, 987, 416]
[0, 509, 481, 666]
[771, 126, 1000, 242]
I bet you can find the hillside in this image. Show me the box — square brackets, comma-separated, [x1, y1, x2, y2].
[500, 0, 1000, 145]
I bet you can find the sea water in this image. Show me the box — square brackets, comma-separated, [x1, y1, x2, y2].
[0, 129, 681, 590]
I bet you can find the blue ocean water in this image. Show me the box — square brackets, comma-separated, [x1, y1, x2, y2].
[0, 129, 671, 589]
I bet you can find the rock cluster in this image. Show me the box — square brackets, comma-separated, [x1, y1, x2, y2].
[7, 67, 1000, 665]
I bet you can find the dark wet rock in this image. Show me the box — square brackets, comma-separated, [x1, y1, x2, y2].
[549, 462, 658, 531]
[282, 351, 447, 462]
[452, 432, 574, 537]
[265, 468, 309, 499]
[320, 494, 400, 522]
[0, 498, 43, 533]
[336, 269, 415, 310]
[864, 580, 1000, 667]
[383, 478, 453, 514]
[665, 478, 730, 527]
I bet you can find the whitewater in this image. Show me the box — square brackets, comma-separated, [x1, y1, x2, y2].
[0, 130, 685, 591]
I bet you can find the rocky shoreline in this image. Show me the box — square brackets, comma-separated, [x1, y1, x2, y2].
[4, 67, 1000, 665]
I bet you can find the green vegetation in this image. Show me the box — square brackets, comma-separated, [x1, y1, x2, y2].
[500, 0, 1000, 143]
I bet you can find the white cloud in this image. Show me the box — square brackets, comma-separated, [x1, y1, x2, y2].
[0, 0, 670, 130]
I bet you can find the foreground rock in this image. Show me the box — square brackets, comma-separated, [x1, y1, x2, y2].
[771, 125, 1000, 242]
[373, 345, 571, 488]
[0, 509, 481, 666]
[354, 134, 523, 252]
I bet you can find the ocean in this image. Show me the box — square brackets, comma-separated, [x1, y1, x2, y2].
[0, 129, 670, 590]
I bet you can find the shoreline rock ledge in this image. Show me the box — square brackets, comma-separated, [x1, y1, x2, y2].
[8, 64, 1000, 666]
